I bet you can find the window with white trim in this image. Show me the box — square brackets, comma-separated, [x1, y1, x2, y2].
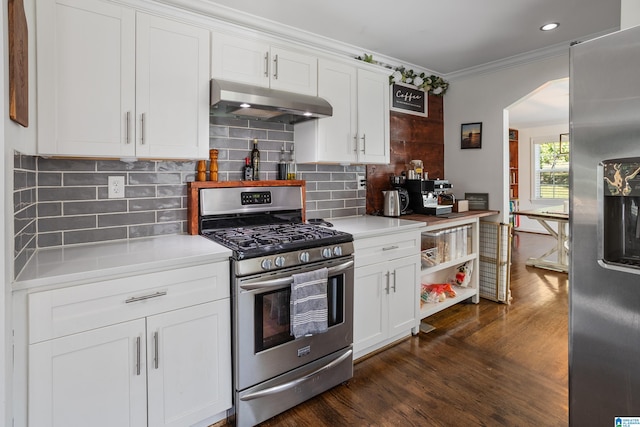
[532, 133, 569, 200]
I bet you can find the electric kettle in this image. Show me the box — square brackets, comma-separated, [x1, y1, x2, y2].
[382, 190, 400, 217]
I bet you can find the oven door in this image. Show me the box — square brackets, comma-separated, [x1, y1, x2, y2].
[234, 256, 354, 392]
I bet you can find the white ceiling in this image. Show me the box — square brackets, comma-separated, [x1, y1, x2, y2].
[198, 0, 618, 127]
[203, 0, 620, 76]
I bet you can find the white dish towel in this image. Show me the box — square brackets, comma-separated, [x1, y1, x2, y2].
[290, 267, 329, 338]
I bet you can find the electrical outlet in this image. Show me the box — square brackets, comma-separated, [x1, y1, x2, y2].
[108, 176, 125, 199]
[357, 175, 366, 188]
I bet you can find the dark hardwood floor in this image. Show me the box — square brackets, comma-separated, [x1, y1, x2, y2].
[253, 231, 569, 426]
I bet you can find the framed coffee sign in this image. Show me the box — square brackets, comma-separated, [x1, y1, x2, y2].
[390, 83, 428, 117]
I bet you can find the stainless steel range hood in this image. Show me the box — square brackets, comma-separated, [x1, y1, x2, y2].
[210, 79, 332, 124]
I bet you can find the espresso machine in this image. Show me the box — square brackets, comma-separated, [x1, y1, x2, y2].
[406, 179, 454, 215]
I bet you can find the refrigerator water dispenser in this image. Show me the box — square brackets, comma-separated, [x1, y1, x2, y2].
[602, 159, 640, 269]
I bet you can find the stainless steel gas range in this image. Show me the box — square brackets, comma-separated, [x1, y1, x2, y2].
[197, 184, 354, 427]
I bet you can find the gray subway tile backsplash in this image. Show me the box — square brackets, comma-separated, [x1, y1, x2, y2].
[12, 118, 365, 278]
[64, 227, 128, 245]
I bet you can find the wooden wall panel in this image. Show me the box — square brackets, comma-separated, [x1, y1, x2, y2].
[366, 95, 444, 215]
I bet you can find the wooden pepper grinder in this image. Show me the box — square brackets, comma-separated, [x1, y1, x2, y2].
[196, 160, 207, 181]
[209, 149, 218, 182]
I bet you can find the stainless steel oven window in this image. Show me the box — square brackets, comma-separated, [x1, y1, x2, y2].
[254, 272, 346, 353]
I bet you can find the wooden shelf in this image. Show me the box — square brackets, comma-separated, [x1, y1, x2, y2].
[509, 128, 519, 200]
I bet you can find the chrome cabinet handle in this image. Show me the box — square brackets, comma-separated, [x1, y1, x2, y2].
[154, 331, 159, 369]
[391, 271, 397, 292]
[382, 245, 399, 251]
[135, 336, 141, 376]
[385, 271, 390, 294]
[360, 134, 366, 152]
[125, 112, 131, 144]
[264, 52, 269, 77]
[273, 54, 278, 79]
[125, 291, 167, 304]
[353, 135, 358, 153]
[140, 113, 146, 145]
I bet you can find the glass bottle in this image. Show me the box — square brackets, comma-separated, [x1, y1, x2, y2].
[278, 144, 289, 180]
[251, 139, 260, 181]
[288, 144, 297, 180]
[243, 157, 253, 181]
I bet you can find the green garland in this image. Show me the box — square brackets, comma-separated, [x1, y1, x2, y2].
[389, 67, 449, 96]
[356, 54, 449, 96]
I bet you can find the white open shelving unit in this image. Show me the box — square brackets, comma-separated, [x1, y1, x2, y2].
[418, 217, 481, 323]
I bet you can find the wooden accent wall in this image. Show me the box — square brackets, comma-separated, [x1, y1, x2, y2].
[366, 95, 444, 215]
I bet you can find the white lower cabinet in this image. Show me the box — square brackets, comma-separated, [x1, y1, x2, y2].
[29, 319, 148, 427]
[352, 230, 422, 359]
[26, 263, 232, 427]
[147, 301, 231, 427]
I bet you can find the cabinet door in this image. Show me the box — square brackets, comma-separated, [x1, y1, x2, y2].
[29, 320, 147, 427]
[211, 32, 270, 87]
[315, 59, 358, 162]
[136, 13, 210, 159]
[353, 264, 386, 354]
[357, 68, 390, 164]
[387, 256, 419, 336]
[270, 47, 318, 95]
[36, 0, 136, 157]
[147, 300, 232, 427]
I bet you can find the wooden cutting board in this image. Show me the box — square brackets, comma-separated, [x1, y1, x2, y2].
[9, 0, 29, 127]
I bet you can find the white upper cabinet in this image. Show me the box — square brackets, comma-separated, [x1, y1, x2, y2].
[36, 0, 210, 159]
[134, 13, 210, 159]
[295, 59, 390, 164]
[211, 31, 318, 96]
[356, 68, 391, 164]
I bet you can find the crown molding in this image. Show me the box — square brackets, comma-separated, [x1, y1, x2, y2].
[149, 1, 617, 82]
[444, 28, 618, 81]
[152, 0, 437, 76]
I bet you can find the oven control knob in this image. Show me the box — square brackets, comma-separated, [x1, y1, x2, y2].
[261, 258, 273, 270]
[333, 246, 343, 256]
[322, 248, 332, 258]
[299, 252, 310, 263]
[275, 256, 285, 268]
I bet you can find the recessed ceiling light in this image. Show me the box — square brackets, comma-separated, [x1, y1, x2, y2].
[240, 103, 251, 108]
[540, 22, 559, 31]
[303, 112, 312, 117]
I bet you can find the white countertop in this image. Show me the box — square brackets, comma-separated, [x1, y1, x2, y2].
[14, 234, 231, 291]
[329, 215, 426, 239]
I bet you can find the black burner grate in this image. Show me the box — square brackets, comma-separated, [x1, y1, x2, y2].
[202, 223, 352, 259]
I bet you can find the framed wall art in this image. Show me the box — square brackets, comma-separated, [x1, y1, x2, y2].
[461, 122, 482, 149]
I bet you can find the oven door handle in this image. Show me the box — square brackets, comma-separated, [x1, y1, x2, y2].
[240, 348, 353, 401]
[239, 260, 354, 291]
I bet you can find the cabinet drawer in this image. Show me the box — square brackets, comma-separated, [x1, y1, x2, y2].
[354, 231, 420, 267]
[29, 263, 229, 344]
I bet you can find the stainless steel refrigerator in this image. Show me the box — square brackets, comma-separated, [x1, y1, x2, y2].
[570, 25, 640, 425]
